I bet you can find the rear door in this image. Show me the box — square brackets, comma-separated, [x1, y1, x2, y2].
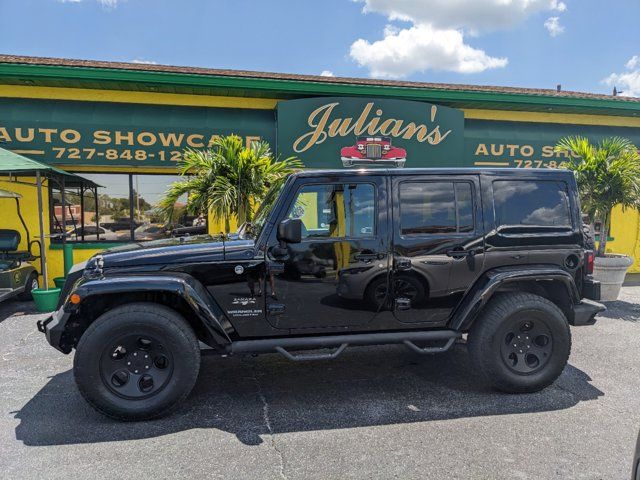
[390, 175, 485, 325]
[483, 176, 582, 272]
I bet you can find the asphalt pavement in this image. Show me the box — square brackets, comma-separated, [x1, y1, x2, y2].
[1, 288, 639, 479]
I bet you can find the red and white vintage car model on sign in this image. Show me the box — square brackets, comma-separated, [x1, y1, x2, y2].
[340, 136, 407, 168]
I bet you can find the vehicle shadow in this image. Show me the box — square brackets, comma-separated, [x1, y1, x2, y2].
[14, 344, 603, 447]
[599, 300, 640, 322]
[0, 298, 38, 324]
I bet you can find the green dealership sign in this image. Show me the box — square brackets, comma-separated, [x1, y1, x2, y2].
[0, 96, 639, 170]
[277, 97, 465, 168]
[0, 98, 275, 167]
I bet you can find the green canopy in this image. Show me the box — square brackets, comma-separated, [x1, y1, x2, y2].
[0, 146, 100, 290]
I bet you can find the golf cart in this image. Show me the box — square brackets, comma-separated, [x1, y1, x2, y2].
[0, 188, 40, 303]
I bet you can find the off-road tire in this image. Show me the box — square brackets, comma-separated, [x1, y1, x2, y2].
[74, 302, 200, 421]
[467, 292, 571, 393]
[18, 272, 38, 300]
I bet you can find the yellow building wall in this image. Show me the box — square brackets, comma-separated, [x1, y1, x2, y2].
[608, 206, 640, 272]
[207, 211, 239, 234]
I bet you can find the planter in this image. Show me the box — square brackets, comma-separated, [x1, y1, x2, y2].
[593, 254, 634, 301]
[53, 277, 66, 290]
[31, 288, 61, 313]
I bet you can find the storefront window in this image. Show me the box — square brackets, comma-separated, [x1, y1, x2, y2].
[50, 173, 203, 243]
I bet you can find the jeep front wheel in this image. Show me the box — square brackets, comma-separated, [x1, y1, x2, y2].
[467, 292, 571, 393]
[73, 303, 200, 421]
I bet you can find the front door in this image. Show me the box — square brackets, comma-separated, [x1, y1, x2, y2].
[390, 175, 485, 325]
[265, 175, 389, 331]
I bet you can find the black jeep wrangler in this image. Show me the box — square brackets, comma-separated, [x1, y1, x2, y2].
[38, 168, 604, 420]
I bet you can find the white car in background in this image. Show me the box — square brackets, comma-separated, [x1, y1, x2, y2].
[66, 225, 119, 241]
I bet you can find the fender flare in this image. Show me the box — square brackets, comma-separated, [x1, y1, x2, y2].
[72, 273, 233, 348]
[448, 265, 580, 331]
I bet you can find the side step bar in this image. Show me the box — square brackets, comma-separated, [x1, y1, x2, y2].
[227, 330, 461, 362]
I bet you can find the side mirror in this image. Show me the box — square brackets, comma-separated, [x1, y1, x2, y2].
[277, 218, 302, 244]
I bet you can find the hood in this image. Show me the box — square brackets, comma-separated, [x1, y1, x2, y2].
[98, 234, 256, 269]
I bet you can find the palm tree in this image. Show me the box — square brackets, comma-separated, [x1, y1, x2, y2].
[159, 135, 302, 233]
[555, 136, 640, 256]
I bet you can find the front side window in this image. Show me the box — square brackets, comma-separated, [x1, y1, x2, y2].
[493, 180, 571, 228]
[286, 183, 375, 239]
[400, 181, 475, 235]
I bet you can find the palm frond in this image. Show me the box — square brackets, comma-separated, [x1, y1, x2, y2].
[555, 135, 640, 255]
[158, 134, 302, 231]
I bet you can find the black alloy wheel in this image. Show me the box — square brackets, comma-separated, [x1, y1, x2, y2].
[499, 318, 553, 374]
[100, 334, 174, 400]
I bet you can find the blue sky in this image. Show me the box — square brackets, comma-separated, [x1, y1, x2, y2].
[1, 0, 639, 96]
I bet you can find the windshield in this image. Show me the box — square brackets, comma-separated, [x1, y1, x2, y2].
[240, 180, 287, 239]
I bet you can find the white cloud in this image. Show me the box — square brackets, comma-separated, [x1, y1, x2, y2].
[603, 56, 640, 97]
[357, 0, 567, 34]
[550, 0, 567, 12]
[350, 24, 507, 78]
[320, 70, 335, 77]
[544, 17, 564, 37]
[56, 0, 121, 6]
[131, 58, 157, 65]
[350, 0, 566, 78]
[626, 55, 640, 70]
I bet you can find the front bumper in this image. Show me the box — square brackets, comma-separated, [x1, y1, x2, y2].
[571, 298, 606, 326]
[37, 307, 72, 353]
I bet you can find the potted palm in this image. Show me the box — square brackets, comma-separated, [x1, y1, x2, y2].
[555, 136, 640, 301]
[159, 134, 302, 233]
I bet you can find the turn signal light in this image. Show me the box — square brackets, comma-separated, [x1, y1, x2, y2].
[585, 251, 595, 275]
[70, 293, 82, 304]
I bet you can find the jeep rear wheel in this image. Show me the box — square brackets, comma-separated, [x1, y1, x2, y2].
[467, 292, 571, 393]
[74, 303, 200, 421]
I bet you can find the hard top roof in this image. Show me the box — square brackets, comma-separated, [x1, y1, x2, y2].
[294, 167, 575, 178]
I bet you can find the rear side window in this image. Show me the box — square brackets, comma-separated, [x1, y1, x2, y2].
[400, 181, 475, 235]
[493, 180, 571, 228]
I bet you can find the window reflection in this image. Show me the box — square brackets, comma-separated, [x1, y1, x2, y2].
[288, 183, 375, 239]
[493, 180, 571, 228]
[400, 181, 475, 235]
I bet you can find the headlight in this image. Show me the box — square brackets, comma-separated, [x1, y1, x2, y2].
[383, 145, 391, 151]
[357, 144, 364, 150]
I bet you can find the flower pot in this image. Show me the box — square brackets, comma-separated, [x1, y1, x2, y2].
[593, 254, 633, 301]
[53, 277, 66, 290]
[31, 288, 61, 313]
